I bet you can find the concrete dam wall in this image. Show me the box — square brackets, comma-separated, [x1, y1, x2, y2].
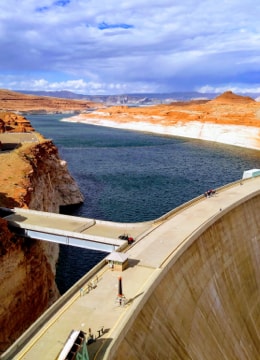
[108, 194, 260, 359]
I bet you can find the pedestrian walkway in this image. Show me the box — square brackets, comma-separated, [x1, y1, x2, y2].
[3, 208, 153, 252]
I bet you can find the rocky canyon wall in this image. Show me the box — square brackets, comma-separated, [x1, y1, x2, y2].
[0, 113, 84, 353]
[0, 219, 60, 352]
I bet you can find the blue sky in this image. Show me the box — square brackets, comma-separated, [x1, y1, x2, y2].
[0, 0, 260, 95]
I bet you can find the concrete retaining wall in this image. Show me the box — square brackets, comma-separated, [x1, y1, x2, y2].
[106, 193, 260, 359]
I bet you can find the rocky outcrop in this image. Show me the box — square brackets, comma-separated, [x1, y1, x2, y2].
[0, 112, 34, 133]
[0, 114, 84, 354]
[0, 219, 59, 351]
[0, 89, 100, 113]
[66, 91, 260, 150]
[21, 140, 84, 211]
[213, 90, 255, 104]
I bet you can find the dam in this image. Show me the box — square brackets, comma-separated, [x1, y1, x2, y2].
[1, 175, 260, 359]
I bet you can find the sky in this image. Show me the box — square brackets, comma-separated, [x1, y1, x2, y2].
[0, 0, 260, 95]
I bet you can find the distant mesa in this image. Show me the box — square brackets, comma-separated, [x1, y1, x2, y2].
[0, 88, 258, 114]
[212, 90, 255, 104]
[0, 88, 99, 113]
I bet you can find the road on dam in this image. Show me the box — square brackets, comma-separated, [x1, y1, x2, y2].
[1, 175, 260, 360]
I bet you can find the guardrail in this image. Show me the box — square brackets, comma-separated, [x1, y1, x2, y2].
[154, 177, 248, 224]
[102, 177, 260, 360]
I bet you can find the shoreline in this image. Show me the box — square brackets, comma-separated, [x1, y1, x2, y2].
[61, 114, 260, 152]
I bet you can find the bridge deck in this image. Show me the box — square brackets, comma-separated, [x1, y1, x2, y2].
[4, 209, 153, 252]
[3, 176, 260, 360]
[5, 210, 95, 232]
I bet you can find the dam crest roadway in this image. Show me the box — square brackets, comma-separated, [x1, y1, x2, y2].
[1, 174, 260, 360]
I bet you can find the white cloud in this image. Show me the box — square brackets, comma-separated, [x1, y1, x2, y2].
[0, 75, 155, 95]
[198, 85, 260, 94]
[0, 0, 259, 94]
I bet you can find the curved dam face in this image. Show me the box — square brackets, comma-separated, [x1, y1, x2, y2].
[110, 194, 260, 359]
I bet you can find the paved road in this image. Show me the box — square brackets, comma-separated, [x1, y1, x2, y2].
[0, 132, 39, 144]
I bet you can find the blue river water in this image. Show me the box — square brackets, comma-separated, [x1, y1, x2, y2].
[27, 114, 260, 293]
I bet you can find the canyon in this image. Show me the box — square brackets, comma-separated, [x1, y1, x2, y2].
[0, 89, 259, 355]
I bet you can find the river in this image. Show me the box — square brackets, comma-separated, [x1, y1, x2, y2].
[27, 114, 260, 293]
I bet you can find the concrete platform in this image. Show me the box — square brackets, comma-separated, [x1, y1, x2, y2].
[5, 209, 153, 242]
[4, 209, 154, 253]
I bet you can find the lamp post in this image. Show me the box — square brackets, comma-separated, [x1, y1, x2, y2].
[117, 276, 125, 306]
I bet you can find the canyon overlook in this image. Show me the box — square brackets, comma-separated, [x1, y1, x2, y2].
[0, 90, 259, 356]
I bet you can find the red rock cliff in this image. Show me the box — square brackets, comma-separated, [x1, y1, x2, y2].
[71, 91, 260, 150]
[0, 113, 84, 353]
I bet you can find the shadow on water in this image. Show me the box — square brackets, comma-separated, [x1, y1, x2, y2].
[55, 244, 107, 295]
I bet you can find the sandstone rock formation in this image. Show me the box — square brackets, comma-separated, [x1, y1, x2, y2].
[0, 218, 59, 352]
[213, 90, 255, 104]
[67, 91, 260, 150]
[0, 89, 100, 113]
[0, 112, 34, 133]
[0, 113, 84, 354]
